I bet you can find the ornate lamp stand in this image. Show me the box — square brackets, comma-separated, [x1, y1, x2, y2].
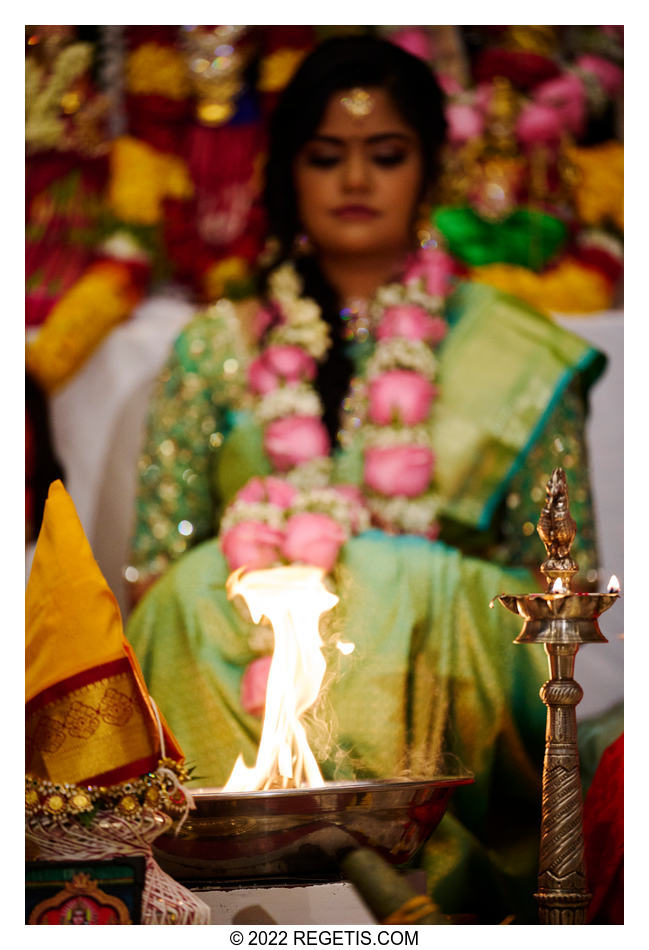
[494, 467, 620, 924]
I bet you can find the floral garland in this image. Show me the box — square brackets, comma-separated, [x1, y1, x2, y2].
[219, 247, 454, 574]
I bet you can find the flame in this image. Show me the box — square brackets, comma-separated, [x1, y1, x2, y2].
[607, 574, 621, 593]
[223, 565, 339, 792]
[552, 577, 566, 593]
[336, 640, 355, 655]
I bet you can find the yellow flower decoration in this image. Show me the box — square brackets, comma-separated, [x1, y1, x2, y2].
[108, 136, 194, 225]
[126, 42, 191, 100]
[565, 142, 624, 232]
[471, 258, 614, 314]
[203, 256, 250, 300]
[26, 261, 142, 392]
[258, 48, 306, 93]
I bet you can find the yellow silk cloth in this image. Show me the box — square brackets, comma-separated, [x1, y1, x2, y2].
[26, 480, 183, 784]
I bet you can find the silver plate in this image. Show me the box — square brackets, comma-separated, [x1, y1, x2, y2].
[154, 774, 473, 883]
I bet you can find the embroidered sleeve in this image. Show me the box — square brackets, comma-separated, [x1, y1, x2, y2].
[127, 299, 248, 585]
[494, 380, 600, 583]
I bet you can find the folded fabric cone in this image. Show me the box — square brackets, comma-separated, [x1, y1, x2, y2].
[26, 480, 183, 785]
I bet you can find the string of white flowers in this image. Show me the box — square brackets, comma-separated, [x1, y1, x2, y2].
[362, 424, 435, 449]
[220, 501, 286, 534]
[289, 489, 359, 536]
[365, 338, 437, 380]
[285, 457, 334, 490]
[254, 383, 323, 424]
[366, 492, 441, 534]
[372, 281, 444, 313]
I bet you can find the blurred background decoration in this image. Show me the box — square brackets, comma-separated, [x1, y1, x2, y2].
[25, 24, 623, 394]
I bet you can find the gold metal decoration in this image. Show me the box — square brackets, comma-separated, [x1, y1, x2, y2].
[340, 88, 375, 118]
[494, 467, 620, 924]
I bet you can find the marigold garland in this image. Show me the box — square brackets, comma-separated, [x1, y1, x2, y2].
[125, 42, 192, 101]
[108, 136, 194, 226]
[26, 260, 144, 392]
[258, 48, 307, 93]
[470, 257, 614, 313]
[565, 142, 624, 231]
[203, 256, 251, 300]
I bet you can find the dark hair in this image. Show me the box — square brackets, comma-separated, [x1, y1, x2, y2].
[264, 34, 447, 256]
[261, 35, 447, 442]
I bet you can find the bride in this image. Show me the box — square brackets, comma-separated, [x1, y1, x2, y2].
[126, 35, 603, 922]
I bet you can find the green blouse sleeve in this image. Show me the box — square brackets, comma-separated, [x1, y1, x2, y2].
[492, 378, 600, 583]
[128, 299, 249, 584]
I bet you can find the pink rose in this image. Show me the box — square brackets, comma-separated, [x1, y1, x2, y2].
[576, 54, 624, 97]
[516, 102, 563, 146]
[404, 248, 456, 297]
[248, 356, 277, 395]
[237, 475, 297, 508]
[377, 305, 447, 344]
[368, 370, 436, 425]
[264, 415, 330, 472]
[534, 73, 586, 136]
[241, 655, 272, 718]
[445, 103, 485, 145]
[248, 344, 316, 395]
[364, 445, 434, 497]
[281, 512, 347, 571]
[264, 345, 316, 380]
[221, 520, 284, 571]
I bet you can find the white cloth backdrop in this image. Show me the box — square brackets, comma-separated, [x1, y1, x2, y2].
[40, 298, 623, 719]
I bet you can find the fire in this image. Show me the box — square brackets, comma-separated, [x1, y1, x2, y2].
[552, 577, 566, 593]
[223, 565, 340, 792]
[607, 574, 621, 593]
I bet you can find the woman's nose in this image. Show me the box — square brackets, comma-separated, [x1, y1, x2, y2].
[341, 149, 371, 191]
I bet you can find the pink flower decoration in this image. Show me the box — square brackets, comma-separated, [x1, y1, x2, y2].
[253, 306, 274, 340]
[576, 54, 624, 97]
[404, 248, 456, 297]
[264, 415, 330, 472]
[237, 475, 297, 508]
[248, 344, 317, 395]
[241, 655, 272, 718]
[389, 28, 434, 62]
[436, 72, 463, 96]
[221, 520, 284, 572]
[248, 356, 277, 395]
[473, 82, 494, 112]
[368, 370, 436, 425]
[516, 102, 563, 146]
[364, 445, 434, 498]
[377, 305, 447, 344]
[445, 103, 485, 145]
[282, 512, 347, 571]
[534, 73, 586, 136]
[264, 345, 317, 380]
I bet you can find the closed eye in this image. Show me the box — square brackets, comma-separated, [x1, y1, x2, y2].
[372, 152, 408, 167]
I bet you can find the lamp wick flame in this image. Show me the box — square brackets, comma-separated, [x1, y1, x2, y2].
[607, 574, 620, 593]
[552, 577, 566, 594]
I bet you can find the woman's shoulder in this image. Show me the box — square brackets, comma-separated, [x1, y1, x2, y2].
[169, 294, 266, 369]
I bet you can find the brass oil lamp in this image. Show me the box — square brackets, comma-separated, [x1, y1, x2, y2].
[494, 467, 620, 924]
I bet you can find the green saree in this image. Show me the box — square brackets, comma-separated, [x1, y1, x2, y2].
[126, 281, 604, 921]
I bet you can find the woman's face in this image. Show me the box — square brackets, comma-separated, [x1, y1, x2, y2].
[293, 87, 424, 262]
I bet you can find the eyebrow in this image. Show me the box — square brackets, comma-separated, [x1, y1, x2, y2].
[307, 132, 414, 147]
